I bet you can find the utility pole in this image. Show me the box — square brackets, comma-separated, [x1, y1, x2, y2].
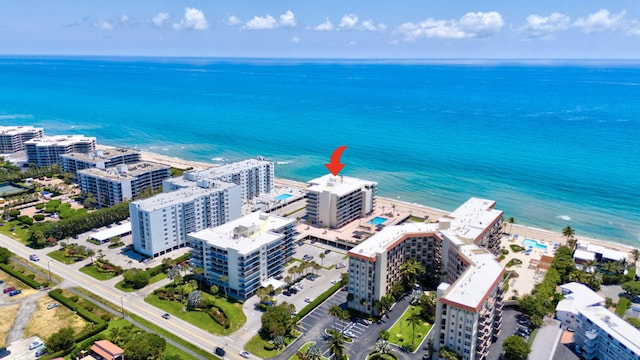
[120, 295, 125, 319]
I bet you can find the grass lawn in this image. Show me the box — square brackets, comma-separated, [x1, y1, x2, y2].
[114, 280, 137, 292]
[409, 216, 425, 222]
[368, 353, 399, 360]
[245, 332, 298, 359]
[387, 305, 432, 351]
[289, 341, 329, 360]
[0, 220, 31, 243]
[47, 249, 77, 265]
[145, 286, 246, 335]
[79, 264, 119, 281]
[150, 272, 167, 284]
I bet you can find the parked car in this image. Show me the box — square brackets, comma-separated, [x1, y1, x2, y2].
[214, 347, 225, 356]
[9, 289, 22, 296]
[289, 288, 298, 294]
[162, 313, 171, 319]
[330, 279, 339, 284]
[0, 347, 10, 358]
[324, 249, 331, 254]
[29, 340, 44, 350]
[47, 303, 59, 310]
[335, 263, 346, 269]
[239, 350, 251, 358]
[282, 291, 291, 296]
[357, 319, 372, 325]
[304, 297, 312, 303]
[29, 254, 40, 261]
[35, 348, 47, 357]
[3, 287, 15, 293]
[343, 330, 356, 338]
[0, 280, 3, 284]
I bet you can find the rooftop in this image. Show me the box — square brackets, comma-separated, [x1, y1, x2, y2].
[184, 158, 272, 181]
[90, 222, 132, 242]
[579, 305, 640, 356]
[307, 174, 377, 197]
[440, 242, 504, 311]
[60, 148, 139, 162]
[348, 222, 440, 260]
[440, 197, 503, 243]
[576, 241, 627, 261]
[188, 212, 293, 255]
[559, 282, 605, 308]
[0, 125, 43, 135]
[25, 134, 95, 146]
[132, 181, 239, 211]
[77, 161, 168, 181]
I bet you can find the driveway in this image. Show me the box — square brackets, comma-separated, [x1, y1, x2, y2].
[529, 317, 562, 360]
[486, 306, 523, 360]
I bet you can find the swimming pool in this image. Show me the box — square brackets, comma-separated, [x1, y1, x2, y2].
[275, 193, 293, 201]
[522, 239, 548, 250]
[368, 216, 388, 226]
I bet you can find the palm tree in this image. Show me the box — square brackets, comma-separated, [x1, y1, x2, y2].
[312, 262, 322, 276]
[288, 266, 297, 282]
[407, 313, 423, 348]
[219, 275, 228, 297]
[319, 252, 325, 267]
[562, 226, 576, 250]
[188, 279, 198, 293]
[126, 259, 133, 269]
[328, 331, 346, 360]
[97, 249, 105, 260]
[285, 276, 292, 287]
[209, 284, 219, 296]
[507, 217, 515, 234]
[256, 287, 268, 302]
[328, 304, 342, 329]
[304, 344, 322, 360]
[86, 249, 95, 263]
[400, 258, 425, 285]
[193, 267, 205, 290]
[630, 249, 640, 264]
[338, 309, 351, 331]
[374, 339, 392, 356]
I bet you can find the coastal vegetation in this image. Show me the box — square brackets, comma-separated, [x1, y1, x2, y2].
[502, 335, 531, 360]
[387, 304, 432, 351]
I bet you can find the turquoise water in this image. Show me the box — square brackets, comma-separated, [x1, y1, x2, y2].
[368, 217, 388, 226]
[275, 193, 293, 201]
[522, 239, 548, 250]
[0, 57, 638, 246]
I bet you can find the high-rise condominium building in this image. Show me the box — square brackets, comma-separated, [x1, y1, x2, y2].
[25, 135, 96, 167]
[164, 158, 274, 201]
[77, 162, 170, 208]
[60, 148, 141, 176]
[130, 182, 242, 257]
[305, 174, 377, 229]
[188, 212, 295, 299]
[0, 126, 43, 153]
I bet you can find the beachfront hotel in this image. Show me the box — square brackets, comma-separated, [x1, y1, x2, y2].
[25, 134, 96, 167]
[77, 162, 170, 207]
[188, 212, 295, 299]
[130, 182, 242, 257]
[60, 148, 141, 176]
[305, 174, 377, 229]
[0, 125, 43, 153]
[164, 158, 274, 201]
[555, 282, 640, 360]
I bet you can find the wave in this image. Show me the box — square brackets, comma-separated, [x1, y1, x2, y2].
[211, 157, 226, 162]
[0, 114, 33, 120]
[276, 160, 294, 165]
[556, 215, 571, 221]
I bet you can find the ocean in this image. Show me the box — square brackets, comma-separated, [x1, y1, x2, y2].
[0, 57, 638, 246]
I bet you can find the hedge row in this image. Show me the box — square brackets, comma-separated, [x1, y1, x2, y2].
[40, 322, 109, 360]
[147, 252, 191, 277]
[48, 289, 103, 324]
[295, 282, 343, 321]
[0, 263, 43, 288]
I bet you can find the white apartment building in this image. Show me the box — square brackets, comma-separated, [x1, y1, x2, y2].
[347, 222, 441, 313]
[555, 282, 640, 360]
[306, 174, 377, 229]
[78, 162, 170, 207]
[25, 135, 96, 167]
[0, 126, 43, 153]
[130, 182, 242, 257]
[188, 212, 295, 299]
[438, 197, 504, 256]
[60, 148, 141, 176]
[164, 158, 274, 201]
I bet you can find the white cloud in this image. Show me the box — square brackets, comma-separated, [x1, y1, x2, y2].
[95, 19, 115, 30]
[291, 36, 301, 43]
[339, 14, 359, 29]
[173, 7, 208, 31]
[573, 9, 625, 33]
[521, 12, 570, 39]
[152, 12, 169, 28]
[226, 16, 242, 26]
[361, 19, 387, 32]
[314, 18, 333, 31]
[245, 15, 277, 30]
[396, 11, 504, 41]
[279, 10, 297, 27]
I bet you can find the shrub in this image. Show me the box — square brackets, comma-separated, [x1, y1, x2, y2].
[100, 314, 112, 322]
[263, 343, 275, 351]
[35, 203, 45, 209]
[208, 306, 228, 327]
[9, 209, 20, 217]
[0, 263, 42, 288]
[18, 215, 34, 225]
[510, 244, 525, 252]
[70, 295, 80, 302]
[34, 214, 46, 221]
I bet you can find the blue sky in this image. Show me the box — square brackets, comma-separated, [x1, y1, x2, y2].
[1, 1, 639, 58]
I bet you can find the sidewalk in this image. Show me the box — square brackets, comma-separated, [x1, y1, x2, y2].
[529, 317, 562, 360]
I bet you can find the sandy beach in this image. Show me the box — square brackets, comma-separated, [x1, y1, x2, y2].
[113, 145, 638, 258]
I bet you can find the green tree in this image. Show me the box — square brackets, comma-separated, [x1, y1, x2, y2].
[209, 284, 219, 296]
[319, 252, 325, 267]
[299, 344, 323, 360]
[507, 216, 515, 234]
[407, 313, 423, 349]
[400, 258, 426, 285]
[439, 347, 461, 360]
[124, 332, 166, 360]
[562, 226, 576, 250]
[374, 339, 392, 356]
[328, 331, 346, 360]
[193, 267, 205, 289]
[340, 272, 349, 286]
[256, 287, 269, 302]
[503, 335, 531, 360]
[187, 290, 202, 309]
[261, 302, 296, 339]
[83, 192, 98, 209]
[123, 268, 150, 289]
[622, 281, 640, 297]
[219, 274, 228, 297]
[631, 249, 640, 263]
[378, 329, 390, 341]
[0, 246, 12, 264]
[328, 304, 343, 330]
[627, 317, 640, 329]
[46, 327, 75, 352]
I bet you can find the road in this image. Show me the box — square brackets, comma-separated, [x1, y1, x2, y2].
[0, 235, 249, 360]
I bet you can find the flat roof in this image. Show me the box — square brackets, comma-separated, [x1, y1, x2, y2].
[348, 222, 440, 259]
[440, 243, 504, 311]
[132, 181, 238, 211]
[440, 197, 503, 242]
[579, 306, 640, 356]
[186, 159, 272, 179]
[573, 249, 596, 261]
[90, 222, 132, 242]
[77, 161, 168, 181]
[0, 125, 42, 135]
[60, 148, 139, 162]
[188, 212, 293, 255]
[559, 282, 604, 308]
[24, 134, 95, 146]
[307, 174, 377, 197]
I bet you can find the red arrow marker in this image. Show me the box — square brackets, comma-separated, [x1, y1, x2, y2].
[325, 145, 347, 176]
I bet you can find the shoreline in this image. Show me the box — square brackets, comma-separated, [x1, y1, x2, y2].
[128, 146, 638, 256]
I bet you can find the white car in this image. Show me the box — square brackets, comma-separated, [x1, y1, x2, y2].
[343, 330, 356, 338]
[29, 254, 40, 261]
[304, 297, 312, 303]
[330, 279, 338, 284]
[239, 350, 251, 358]
[29, 340, 44, 350]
